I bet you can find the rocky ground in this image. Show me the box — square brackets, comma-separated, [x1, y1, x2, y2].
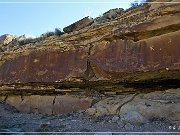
[0, 90, 180, 134]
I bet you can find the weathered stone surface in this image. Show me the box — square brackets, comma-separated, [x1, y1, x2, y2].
[0, 30, 180, 83]
[121, 111, 147, 125]
[120, 94, 180, 121]
[0, 34, 15, 46]
[23, 95, 54, 114]
[0, 48, 87, 83]
[123, 89, 180, 122]
[0, 3, 179, 83]
[0, 96, 6, 102]
[86, 94, 136, 116]
[53, 96, 92, 114]
[90, 31, 180, 72]
[85, 108, 96, 116]
[5, 95, 92, 114]
[63, 16, 94, 33]
[86, 88, 180, 122]
[94, 8, 124, 23]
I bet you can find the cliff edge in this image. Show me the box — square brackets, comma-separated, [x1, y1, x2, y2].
[0, 1, 180, 83]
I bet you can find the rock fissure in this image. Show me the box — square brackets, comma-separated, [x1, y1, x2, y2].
[116, 93, 139, 114]
[3, 95, 8, 102]
[53, 96, 56, 105]
[83, 44, 97, 81]
[52, 96, 56, 114]
[20, 95, 24, 101]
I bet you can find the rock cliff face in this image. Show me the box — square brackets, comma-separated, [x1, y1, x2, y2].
[0, 48, 88, 83]
[0, 2, 180, 83]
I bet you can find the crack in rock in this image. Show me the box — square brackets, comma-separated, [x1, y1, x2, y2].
[20, 95, 24, 101]
[116, 93, 139, 114]
[83, 44, 97, 81]
[52, 96, 56, 114]
[3, 95, 8, 102]
[53, 96, 56, 105]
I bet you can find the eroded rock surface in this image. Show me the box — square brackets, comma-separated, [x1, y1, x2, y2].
[86, 88, 180, 122]
[63, 16, 94, 33]
[0, 1, 179, 133]
[0, 34, 15, 46]
[4, 95, 92, 114]
[0, 48, 88, 83]
[0, 2, 179, 83]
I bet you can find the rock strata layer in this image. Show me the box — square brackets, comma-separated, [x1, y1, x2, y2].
[0, 2, 180, 83]
[86, 88, 180, 123]
[1, 95, 92, 114]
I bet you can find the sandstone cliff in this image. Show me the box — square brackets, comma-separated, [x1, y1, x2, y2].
[0, 1, 180, 83]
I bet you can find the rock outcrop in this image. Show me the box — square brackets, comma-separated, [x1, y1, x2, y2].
[0, 34, 15, 46]
[2, 95, 92, 114]
[0, 1, 180, 83]
[0, 1, 180, 127]
[94, 8, 124, 23]
[86, 88, 180, 123]
[63, 16, 94, 33]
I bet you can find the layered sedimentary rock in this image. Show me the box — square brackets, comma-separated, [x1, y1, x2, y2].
[0, 2, 180, 83]
[86, 88, 180, 122]
[89, 88, 180, 126]
[2, 95, 92, 114]
[0, 47, 88, 83]
[90, 31, 180, 72]
[63, 16, 94, 33]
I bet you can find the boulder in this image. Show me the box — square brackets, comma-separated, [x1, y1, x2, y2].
[94, 8, 124, 23]
[0, 34, 16, 46]
[120, 89, 180, 122]
[103, 8, 124, 20]
[63, 16, 94, 33]
[121, 111, 147, 125]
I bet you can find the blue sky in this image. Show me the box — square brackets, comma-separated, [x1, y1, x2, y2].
[0, 0, 136, 37]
